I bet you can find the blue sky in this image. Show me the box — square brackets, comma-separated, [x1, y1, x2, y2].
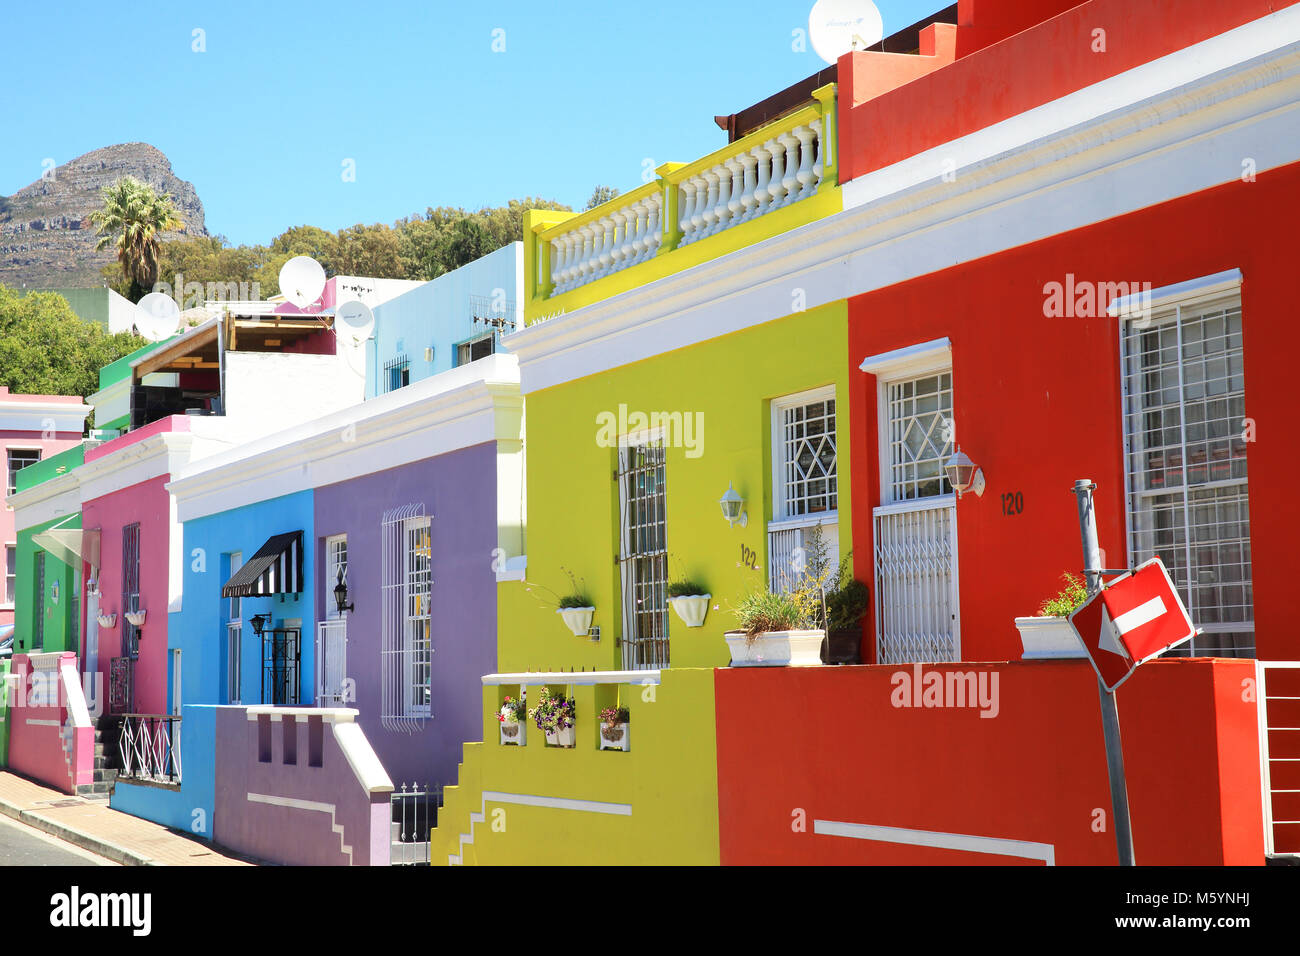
[1, 0, 942, 246]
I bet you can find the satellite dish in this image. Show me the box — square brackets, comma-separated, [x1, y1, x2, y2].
[335, 300, 374, 343]
[134, 292, 182, 342]
[809, 0, 884, 65]
[278, 255, 327, 309]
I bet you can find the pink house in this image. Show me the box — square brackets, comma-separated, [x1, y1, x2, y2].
[1, 387, 91, 627]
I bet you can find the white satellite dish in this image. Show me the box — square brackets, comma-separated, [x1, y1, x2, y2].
[809, 0, 884, 65]
[134, 292, 182, 342]
[335, 299, 374, 343]
[278, 255, 327, 309]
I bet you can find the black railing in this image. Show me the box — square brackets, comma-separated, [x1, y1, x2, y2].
[262, 627, 301, 706]
[391, 782, 441, 866]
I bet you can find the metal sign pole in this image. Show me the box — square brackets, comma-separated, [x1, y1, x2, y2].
[1072, 478, 1136, 866]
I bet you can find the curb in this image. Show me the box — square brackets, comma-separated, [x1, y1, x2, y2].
[0, 796, 154, 866]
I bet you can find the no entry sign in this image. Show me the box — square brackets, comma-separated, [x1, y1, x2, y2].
[1068, 557, 1196, 692]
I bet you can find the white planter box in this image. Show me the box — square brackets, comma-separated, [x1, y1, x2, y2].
[724, 629, 825, 667]
[599, 721, 630, 751]
[96, 613, 117, 629]
[544, 725, 576, 748]
[1015, 616, 1087, 659]
[669, 594, 711, 628]
[557, 607, 594, 637]
[125, 610, 146, 628]
[499, 721, 526, 746]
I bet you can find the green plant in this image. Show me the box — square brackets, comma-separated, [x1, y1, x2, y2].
[528, 686, 576, 735]
[667, 580, 708, 598]
[525, 565, 592, 610]
[497, 693, 527, 724]
[827, 579, 870, 631]
[733, 584, 823, 641]
[1037, 573, 1088, 617]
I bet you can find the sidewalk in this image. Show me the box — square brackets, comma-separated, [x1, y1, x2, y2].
[0, 771, 252, 866]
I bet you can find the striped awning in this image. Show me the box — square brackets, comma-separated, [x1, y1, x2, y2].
[221, 531, 303, 598]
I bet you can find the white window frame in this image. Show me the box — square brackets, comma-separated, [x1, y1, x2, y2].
[5, 446, 42, 499]
[227, 552, 242, 705]
[2, 542, 15, 609]
[1115, 271, 1252, 657]
[455, 332, 496, 367]
[324, 534, 348, 621]
[402, 517, 432, 717]
[769, 386, 840, 590]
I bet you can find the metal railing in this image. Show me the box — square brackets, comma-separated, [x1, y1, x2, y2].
[390, 782, 441, 866]
[315, 619, 348, 707]
[873, 498, 959, 664]
[118, 713, 182, 784]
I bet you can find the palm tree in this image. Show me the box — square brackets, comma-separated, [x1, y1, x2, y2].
[90, 177, 184, 298]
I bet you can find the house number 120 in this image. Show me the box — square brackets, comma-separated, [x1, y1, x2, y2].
[1001, 492, 1025, 516]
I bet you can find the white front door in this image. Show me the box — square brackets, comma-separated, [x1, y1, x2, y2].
[873, 367, 961, 663]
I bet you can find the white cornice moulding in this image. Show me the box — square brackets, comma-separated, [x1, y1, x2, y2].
[859, 337, 952, 375]
[505, 8, 1300, 394]
[1108, 268, 1243, 316]
[9, 471, 81, 533]
[0, 405, 91, 433]
[78, 432, 200, 504]
[169, 356, 522, 522]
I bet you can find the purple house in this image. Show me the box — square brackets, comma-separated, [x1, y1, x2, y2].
[168, 354, 522, 790]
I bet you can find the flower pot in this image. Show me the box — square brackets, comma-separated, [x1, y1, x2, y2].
[1015, 616, 1087, 660]
[823, 628, 862, 665]
[125, 610, 146, 628]
[544, 725, 576, 748]
[599, 721, 630, 751]
[668, 594, 711, 628]
[96, 613, 117, 629]
[499, 721, 525, 746]
[557, 607, 594, 637]
[724, 629, 825, 667]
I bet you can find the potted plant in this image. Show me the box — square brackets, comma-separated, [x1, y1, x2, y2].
[527, 567, 595, 637]
[497, 693, 527, 746]
[824, 577, 869, 664]
[667, 579, 711, 628]
[1015, 573, 1088, 659]
[124, 609, 146, 628]
[528, 686, 576, 748]
[725, 580, 825, 667]
[598, 705, 631, 751]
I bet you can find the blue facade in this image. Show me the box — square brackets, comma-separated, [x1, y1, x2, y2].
[366, 242, 522, 398]
[110, 491, 316, 833]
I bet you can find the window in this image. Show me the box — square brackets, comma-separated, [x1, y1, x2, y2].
[617, 437, 669, 669]
[3, 544, 14, 606]
[884, 371, 954, 502]
[1121, 288, 1252, 657]
[227, 552, 242, 705]
[7, 449, 41, 497]
[455, 334, 495, 366]
[403, 518, 432, 715]
[769, 387, 840, 592]
[384, 355, 411, 393]
[122, 523, 141, 659]
[325, 535, 348, 621]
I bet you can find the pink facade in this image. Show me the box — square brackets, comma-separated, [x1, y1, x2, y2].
[6, 652, 94, 794]
[81, 473, 173, 716]
[1, 386, 89, 626]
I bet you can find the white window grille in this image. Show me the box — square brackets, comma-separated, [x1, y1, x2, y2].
[770, 387, 839, 591]
[381, 504, 431, 731]
[884, 372, 954, 502]
[617, 437, 669, 670]
[868, 348, 959, 664]
[1121, 290, 1253, 657]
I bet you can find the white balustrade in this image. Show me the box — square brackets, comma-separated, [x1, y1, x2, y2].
[541, 98, 830, 295]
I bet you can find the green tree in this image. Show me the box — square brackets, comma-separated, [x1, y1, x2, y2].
[0, 285, 146, 417]
[585, 185, 621, 210]
[89, 177, 184, 299]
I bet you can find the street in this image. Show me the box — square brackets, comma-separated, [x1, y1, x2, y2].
[0, 814, 115, 867]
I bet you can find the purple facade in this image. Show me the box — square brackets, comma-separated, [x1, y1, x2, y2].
[312, 441, 499, 788]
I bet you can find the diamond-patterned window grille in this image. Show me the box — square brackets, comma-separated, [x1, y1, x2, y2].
[779, 397, 837, 517]
[886, 373, 953, 502]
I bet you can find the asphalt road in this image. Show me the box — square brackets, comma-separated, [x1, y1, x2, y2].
[0, 814, 115, 866]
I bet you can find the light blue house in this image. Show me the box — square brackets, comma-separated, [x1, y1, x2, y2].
[366, 242, 523, 397]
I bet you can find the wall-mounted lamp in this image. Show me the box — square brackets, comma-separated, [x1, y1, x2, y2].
[719, 482, 747, 528]
[333, 569, 354, 615]
[250, 613, 268, 637]
[944, 446, 986, 499]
